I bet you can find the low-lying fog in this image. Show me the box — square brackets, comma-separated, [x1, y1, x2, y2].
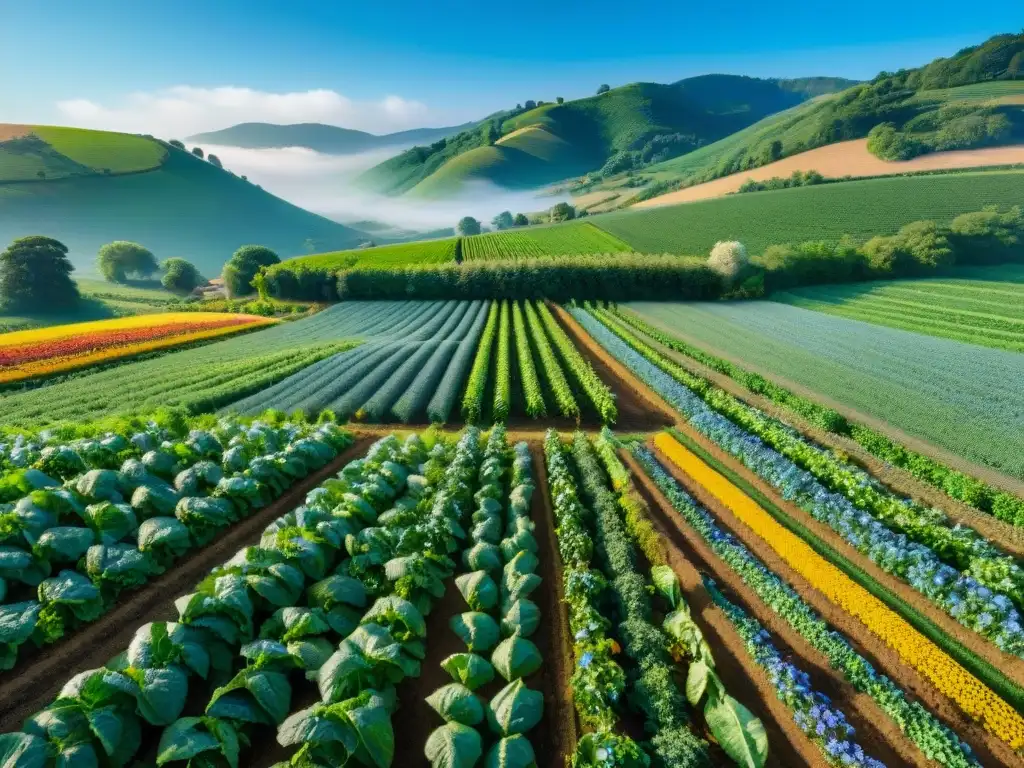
[203, 144, 566, 235]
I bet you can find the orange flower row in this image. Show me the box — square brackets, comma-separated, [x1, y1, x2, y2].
[0, 318, 274, 384]
[653, 431, 1024, 750]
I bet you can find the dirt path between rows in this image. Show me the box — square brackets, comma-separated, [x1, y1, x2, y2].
[0, 436, 374, 733]
[632, 321, 1024, 557]
[635, 311, 1024, 498]
[639, 441, 1019, 766]
[621, 450, 914, 768]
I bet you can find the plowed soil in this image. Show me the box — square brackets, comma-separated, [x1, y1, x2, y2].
[636, 139, 1024, 208]
[642, 439, 1020, 766]
[0, 436, 374, 733]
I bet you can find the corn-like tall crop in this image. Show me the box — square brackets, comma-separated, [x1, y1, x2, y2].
[537, 302, 617, 424]
[523, 301, 579, 420]
[492, 301, 512, 422]
[461, 302, 500, 423]
[512, 301, 545, 417]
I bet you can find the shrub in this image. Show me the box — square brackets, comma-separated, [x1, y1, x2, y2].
[708, 241, 748, 281]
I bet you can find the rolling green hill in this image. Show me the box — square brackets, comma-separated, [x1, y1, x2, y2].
[0, 125, 365, 276]
[620, 33, 1024, 203]
[358, 75, 856, 197]
[186, 121, 474, 154]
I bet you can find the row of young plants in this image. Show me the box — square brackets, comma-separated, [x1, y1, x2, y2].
[570, 432, 715, 767]
[0, 414, 351, 672]
[0, 430, 428, 766]
[426, 301, 492, 424]
[571, 307, 1024, 659]
[592, 307, 1024, 614]
[606, 304, 1024, 525]
[511, 302, 545, 418]
[492, 302, 513, 422]
[538, 305, 617, 424]
[543, 430, 645, 765]
[524, 302, 579, 421]
[647, 433, 1024, 756]
[463, 304, 501, 424]
[425, 427, 546, 766]
[631, 445, 982, 767]
[592, 429, 771, 767]
[268, 429, 483, 767]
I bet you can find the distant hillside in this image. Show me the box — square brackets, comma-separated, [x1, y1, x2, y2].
[357, 75, 856, 198]
[0, 125, 365, 276]
[186, 121, 474, 154]
[619, 33, 1024, 204]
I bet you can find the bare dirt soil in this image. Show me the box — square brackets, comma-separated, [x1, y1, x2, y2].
[640, 440, 1020, 766]
[0, 436, 374, 733]
[0, 125, 31, 142]
[635, 139, 1024, 208]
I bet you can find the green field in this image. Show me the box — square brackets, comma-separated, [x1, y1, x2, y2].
[590, 170, 1024, 255]
[773, 265, 1024, 351]
[462, 221, 633, 260]
[0, 144, 363, 276]
[626, 300, 1024, 478]
[31, 126, 166, 174]
[271, 237, 459, 275]
[910, 80, 1024, 103]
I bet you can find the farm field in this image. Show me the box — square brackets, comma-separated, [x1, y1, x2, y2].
[773, 264, 1024, 351]
[461, 221, 633, 260]
[590, 170, 1024, 254]
[270, 237, 460, 276]
[623, 300, 1024, 478]
[0, 312, 275, 384]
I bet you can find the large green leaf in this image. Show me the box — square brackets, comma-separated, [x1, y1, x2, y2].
[487, 680, 543, 736]
[426, 683, 484, 726]
[500, 599, 540, 639]
[685, 659, 710, 707]
[440, 652, 495, 691]
[484, 735, 536, 768]
[425, 722, 482, 768]
[650, 565, 681, 609]
[455, 571, 498, 612]
[705, 692, 768, 768]
[33, 527, 94, 564]
[156, 716, 240, 768]
[490, 636, 542, 682]
[450, 612, 500, 653]
[206, 668, 291, 725]
[0, 733, 50, 768]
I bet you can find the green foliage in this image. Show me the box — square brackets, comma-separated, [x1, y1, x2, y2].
[862, 220, 953, 274]
[493, 301, 512, 422]
[513, 214, 529, 227]
[97, 241, 159, 282]
[737, 169, 824, 193]
[549, 202, 576, 222]
[223, 245, 280, 297]
[491, 211, 514, 230]
[456, 217, 482, 236]
[0, 235, 80, 311]
[462, 222, 633, 261]
[524, 302, 579, 420]
[462, 302, 499, 423]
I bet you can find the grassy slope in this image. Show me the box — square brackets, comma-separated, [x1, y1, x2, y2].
[461, 221, 634, 260]
[589, 169, 1024, 254]
[31, 126, 166, 173]
[268, 237, 459, 274]
[627, 300, 1024, 478]
[370, 75, 847, 197]
[0, 144, 364, 277]
[772, 264, 1024, 351]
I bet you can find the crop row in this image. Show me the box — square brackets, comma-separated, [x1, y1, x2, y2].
[461, 222, 634, 261]
[0, 429, 440, 765]
[579, 307, 1024, 655]
[0, 414, 350, 672]
[607, 304, 1024, 524]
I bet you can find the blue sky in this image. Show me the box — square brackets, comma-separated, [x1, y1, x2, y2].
[3, 1, 1021, 135]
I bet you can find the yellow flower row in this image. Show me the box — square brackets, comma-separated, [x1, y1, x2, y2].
[0, 320, 272, 384]
[0, 312, 267, 346]
[653, 431, 1024, 750]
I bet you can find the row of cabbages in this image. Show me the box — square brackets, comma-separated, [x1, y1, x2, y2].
[0, 430, 432, 767]
[0, 416, 351, 671]
[425, 427, 545, 767]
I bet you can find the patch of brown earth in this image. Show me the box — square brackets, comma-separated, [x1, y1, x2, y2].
[640, 441, 1019, 766]
[0, 437, 375, 733]
[0, 124, 31, 142]
[635, 140, 1024, 208]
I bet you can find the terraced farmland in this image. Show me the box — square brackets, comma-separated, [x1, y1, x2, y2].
[590, 170, 1024, 254]
[774, 264, 1024, 351]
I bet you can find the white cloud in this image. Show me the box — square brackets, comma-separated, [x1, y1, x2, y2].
[55, 86, 430, 137]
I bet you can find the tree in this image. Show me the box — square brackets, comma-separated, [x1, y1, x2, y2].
[864, 221, 952, 275]
[168, 139, 185, 150]
[524, 100, 537, 110]
[597, 84, 610, 94]
[513, 213, 529, 227]
[191, 146, 204, 158]
[97, 241, 159, 283]
[222, 245, 281, 297]
[161, 258, 202, 293]
[481, 121, 500, 146]
[207, 154, 223, 168]
[0, 236, 80, 311]
[455, 217, 482, 236]
[491, 211, 514, 230]
[556, 97, 565, 104]
[708, 241, 749, 282]
[549, 202, 576, 222]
